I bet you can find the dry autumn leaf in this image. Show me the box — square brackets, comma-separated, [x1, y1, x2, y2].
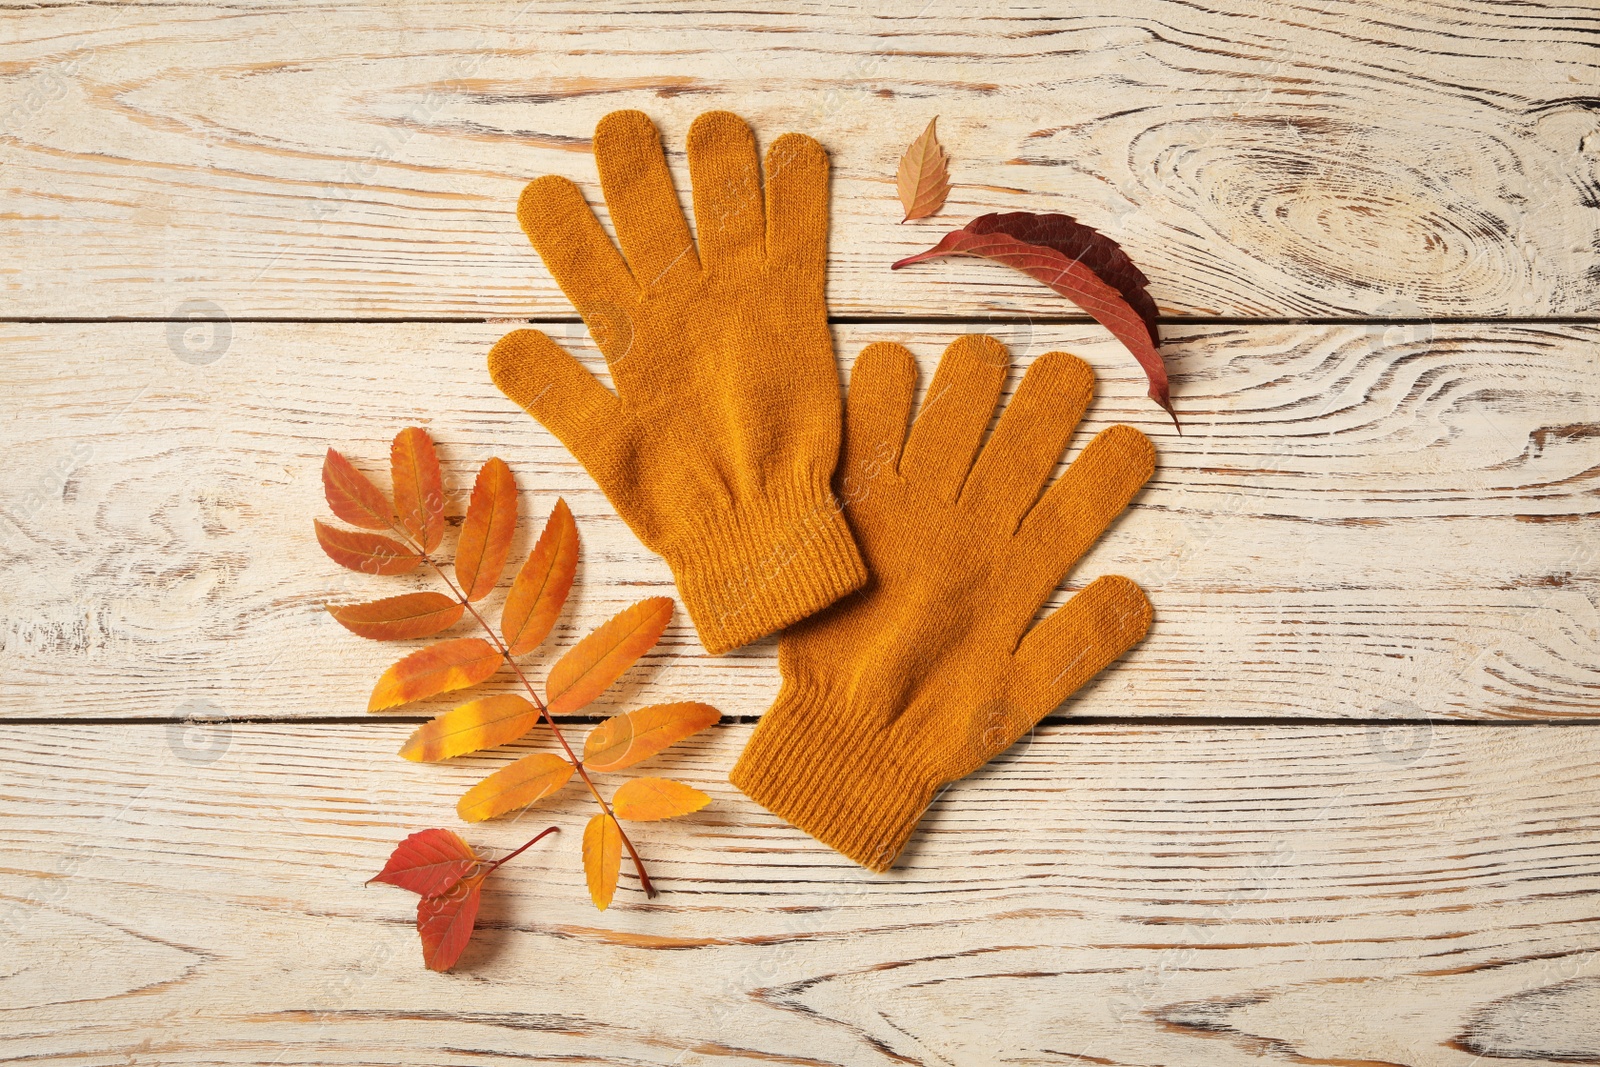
[322, 448, 394, 530]
[368, 828, 480, 897]
[896, 117, 951, 222]
[501, 498, 578, 656]
[582, 702, 721, 773]
[416, 871, 486, 971]
[326, 591, 464, 641]
[546, 597, 673, 716]
[368, 637, 503, 712]
[892, 212, 1175, 427]
[611, 777, 711, 822]
[455, 457, 518, 602]
[315, 519, 421, 576]
[400, 694, 542, 763]
[457, 752, 575, 822]
[391, 427, 446, 552]
[583, 812, 623, 911]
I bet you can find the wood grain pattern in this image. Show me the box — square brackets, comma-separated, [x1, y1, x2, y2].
[1, 322, 1594, 722]
[2, 0, 1598, 318]
[0, 722, 1595, 1065]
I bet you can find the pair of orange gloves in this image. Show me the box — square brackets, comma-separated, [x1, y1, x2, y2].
[489, 111, 1155, 871]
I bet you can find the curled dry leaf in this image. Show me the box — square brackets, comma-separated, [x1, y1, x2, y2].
[391, 427, 446, 552]
[400, 694, 542, 763]
[417, 872, 486, 971]
[369, 828, 480, 897]
[583, 812, 623, 911]
[501, 498, 578, 656]
[892, 212, 1175, 427]
[611, 777, 712, 822]
[457, 752, 575, 822]
[455, 457, 518, 602]
[323, 448, 393, 530]
[326, 591, 464, 641]
[315, 520, 421, 576]
[368, 637, 503, 712]
[896, 117, 952, 222]
[582, 702, 721, 773]
[546, 597, 674, 716]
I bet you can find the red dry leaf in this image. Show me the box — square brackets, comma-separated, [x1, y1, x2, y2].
[582, 812, 623, 911]
[892, 212, 1175, 427]
[314, 519, 421, 576]
[369, 828, 480, 897]
[582, 702, 721, 773]
[455, 457, 518, 602]
[392, 427, 446, 552]
[326, 591, 464, 641]
[368, 637, 503, 712]
[322, 448, 394, 530]
[896, 117, 952, 222]
[546, 597, 673, 716]
[501, 498, 578, 656]
[416, 871, 486, 971]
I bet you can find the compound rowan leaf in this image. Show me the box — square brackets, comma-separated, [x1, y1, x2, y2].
[582, 702, 721, 772]
[546, 597, 673, 715]
[501, 498, 578, 656]
[896, 117, 951, 222]
[369, 828, 480, 897]
[326, 591, 463, 641]
[368, 637, 502, 712]
[315, 520, 421, 576]
[456, 752, 575, 822]
[611, 777, 711, 822]
[583, 812, 622, 911]
[892, 212, 1175, 427]
[400, 694, 542, 763]
[392, 427, 446, 552]
[416, 871, 486, 971]
[323, 448, 394, 530]
[455, 458, 518, 602]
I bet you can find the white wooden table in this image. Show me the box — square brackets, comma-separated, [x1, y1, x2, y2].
[3, 3, 1598, 1064]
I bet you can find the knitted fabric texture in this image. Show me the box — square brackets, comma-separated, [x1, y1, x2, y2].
[488, 110, 866, 655]
[730, 336, 1156, 871]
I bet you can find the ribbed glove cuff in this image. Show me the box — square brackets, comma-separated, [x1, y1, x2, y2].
[663, 481, 867, 655]
[730, 679, 936, 871]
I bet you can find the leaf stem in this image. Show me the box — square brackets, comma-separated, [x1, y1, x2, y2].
[485, 825, 560, 874]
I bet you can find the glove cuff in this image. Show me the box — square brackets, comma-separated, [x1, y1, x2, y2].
[663, 479, 867, 655]
[730, 679, 936, 872]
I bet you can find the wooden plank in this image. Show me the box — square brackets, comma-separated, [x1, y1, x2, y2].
[2, 1, 1597, 318]
[0, 721, 1596, 1064]
[1, 322, 1595, 722]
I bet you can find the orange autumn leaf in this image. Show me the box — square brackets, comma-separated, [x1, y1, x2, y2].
[583, 812, 623, 911]
[582, 702, 721, 773]
[611, 777, 711, 822]
[399, 694, 542, 763]
[322, 447, 394, 530]
[455, 457, 518, 602]
[391, 427, 445, 552]
[315, 520, 421, 576]
[368, 637, 502, 712]
[456, 752, 575, 822]
[326, 591, 464, 641]
[546, 597, 673, 715]
[501, 498, 578, 656]
[416, 871, 486, 971]
[369, 828, 480, 897]
[896, 117, 951, 223]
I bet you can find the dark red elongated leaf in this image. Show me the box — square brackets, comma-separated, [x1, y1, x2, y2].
[416, 871, 485, 971]
[314, 520, 421, 576]
[368, 828, 480, 897]
[501, 498, 578, 656]
[326, 592, 464, 641]
[392, 427, 445, 552]
[323, 448, 394, 530]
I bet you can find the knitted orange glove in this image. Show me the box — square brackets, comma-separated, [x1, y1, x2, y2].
[730, 335, 1156, 870]
[488, 110, 866, 655]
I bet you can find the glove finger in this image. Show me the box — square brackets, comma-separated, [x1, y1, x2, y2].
[764, 132, 829, 277]
[899, 334, 1009, 501]
[487, 328, 625, 456]
[841, 341, 916, 502]
[1016, 424, 1155, 573]
[594, 110, 700, 288]
[518, 175, 640, 309]
[1005, 574, 1152, 733]
[962, 350, 1094, 525]
[687, 110, 765, 267]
